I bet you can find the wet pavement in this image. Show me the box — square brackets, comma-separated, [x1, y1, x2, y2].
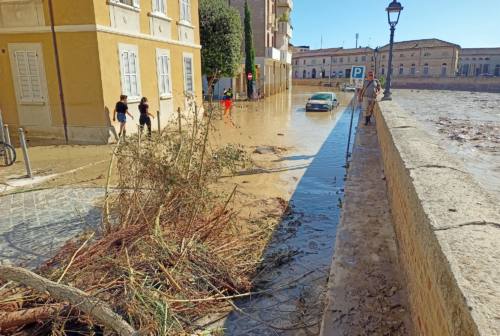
[222, 94, 359, 335]
[0, 188, 102, 268]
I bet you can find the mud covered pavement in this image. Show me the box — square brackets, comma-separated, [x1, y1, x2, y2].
[320, 110, 412, 336]
[393, 89, 500, 199]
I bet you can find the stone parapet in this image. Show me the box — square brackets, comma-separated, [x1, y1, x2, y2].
[374, 101, 500, 335]
[392, 77, 500, 93]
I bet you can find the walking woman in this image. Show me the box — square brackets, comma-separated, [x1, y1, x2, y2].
[113, 95, 134, 138]
[138, 97, 154, 137]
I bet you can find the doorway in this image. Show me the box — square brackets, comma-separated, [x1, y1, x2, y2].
[8, 43, 51, 127]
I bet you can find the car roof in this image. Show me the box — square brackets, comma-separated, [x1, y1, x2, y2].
[313, 92, 335, 95]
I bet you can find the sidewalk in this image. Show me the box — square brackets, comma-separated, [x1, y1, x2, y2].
[320, 118, 413, 335]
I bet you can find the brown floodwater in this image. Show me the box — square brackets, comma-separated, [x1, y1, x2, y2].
[208, 87, 360, 335]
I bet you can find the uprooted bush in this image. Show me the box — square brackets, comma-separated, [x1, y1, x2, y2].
[0, 101, 271, 335]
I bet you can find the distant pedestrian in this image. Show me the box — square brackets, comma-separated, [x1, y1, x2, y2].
[223, 88, 235, 127]
[113, 95, 134, 138]
[358, 71, 381, 125]
[138, 97, 154, 137]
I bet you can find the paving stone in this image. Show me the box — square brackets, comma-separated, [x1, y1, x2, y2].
[0, 188, 103, 268]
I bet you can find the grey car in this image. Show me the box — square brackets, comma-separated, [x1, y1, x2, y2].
[305, 92, 339, 112]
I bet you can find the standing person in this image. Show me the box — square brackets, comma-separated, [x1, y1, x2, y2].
[113, 95, 134, 138]
[223, 87, 235, 127]
[358, 71, 381, 126]
[138, 97, 154, 137]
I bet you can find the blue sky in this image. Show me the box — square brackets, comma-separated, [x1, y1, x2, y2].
[291, 0, 500, 49]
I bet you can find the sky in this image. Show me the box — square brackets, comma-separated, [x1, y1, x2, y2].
[291, 0, 500, 49]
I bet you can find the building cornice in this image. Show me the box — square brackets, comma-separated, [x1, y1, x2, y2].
[0, 25, 201, 49]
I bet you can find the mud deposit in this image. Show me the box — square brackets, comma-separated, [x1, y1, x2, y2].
[393, 90, 500, 199]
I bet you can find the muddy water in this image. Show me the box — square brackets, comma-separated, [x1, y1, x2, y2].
[393, 90, 500, 199]
[212, 87, 359, 335]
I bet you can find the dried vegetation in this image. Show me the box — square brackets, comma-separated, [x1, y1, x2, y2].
[0, 99, 275, 335]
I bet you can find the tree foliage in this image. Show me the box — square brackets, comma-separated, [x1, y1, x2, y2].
[200, 0, 243, 84]
[244, 0, 256, 97]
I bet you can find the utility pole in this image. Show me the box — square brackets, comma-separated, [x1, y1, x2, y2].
[355, 33, 359, 48]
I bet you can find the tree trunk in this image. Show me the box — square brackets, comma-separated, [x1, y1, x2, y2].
[0, 266, 137, 336]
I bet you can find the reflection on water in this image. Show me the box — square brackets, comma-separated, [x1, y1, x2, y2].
[221, 87, 359, 335]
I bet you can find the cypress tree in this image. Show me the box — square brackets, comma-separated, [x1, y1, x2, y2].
[244, 0, 256, 99]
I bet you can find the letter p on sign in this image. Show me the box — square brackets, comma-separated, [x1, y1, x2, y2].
[352, 66, 366, 80]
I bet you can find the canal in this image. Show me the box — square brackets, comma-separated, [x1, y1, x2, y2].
[209, 87, 360, 335]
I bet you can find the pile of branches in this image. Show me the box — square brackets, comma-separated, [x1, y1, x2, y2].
[0, 101, 267, 335]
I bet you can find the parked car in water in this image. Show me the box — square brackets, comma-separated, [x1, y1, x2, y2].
[305, 92, 339, 112]
[342, 83, 357, 92]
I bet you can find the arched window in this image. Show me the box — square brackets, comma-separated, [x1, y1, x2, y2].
[303, 69, 307, 78]
[441, 63, 448, 76]
[410, 64, 416, 75]
[399, 64, 404, 75]
[381, 66, 385, 75]
[423, 63, 429, 76]
[312, 68, 317, 79]
[294, 71, 298, 78]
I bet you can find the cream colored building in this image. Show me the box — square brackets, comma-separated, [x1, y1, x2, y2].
[459, 48, 500, 77]
[228, 0, 293, 97]
[292, 47, 374, 79]
[0, 0, 202, 144]
[377, 39, 460, 78]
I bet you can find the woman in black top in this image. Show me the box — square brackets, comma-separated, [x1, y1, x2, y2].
[113, 95, 134, 138]
[138, 97, 154, 137]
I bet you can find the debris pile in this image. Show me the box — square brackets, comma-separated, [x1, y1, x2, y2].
[0, 103, 271, 335]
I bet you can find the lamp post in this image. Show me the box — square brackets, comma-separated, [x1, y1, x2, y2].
[373, 47, 379, 77]
[382, 0, 403, 101]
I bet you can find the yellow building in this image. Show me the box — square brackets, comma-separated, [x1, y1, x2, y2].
[0, 0, 202, 144]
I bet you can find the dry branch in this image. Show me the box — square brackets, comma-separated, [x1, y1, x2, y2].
[0, 266, 137, 336]
[0, 303, 67, 330]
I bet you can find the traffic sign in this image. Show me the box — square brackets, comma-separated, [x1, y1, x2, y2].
[247, 72, 253, 81]
[351, 66, 366, 89]
[351, 66, 366, 80]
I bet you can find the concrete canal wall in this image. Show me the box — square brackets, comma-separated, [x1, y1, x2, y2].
[374, 101, 500, 335]
[293, 77, 500, 93]
[392, 77, 500, 93]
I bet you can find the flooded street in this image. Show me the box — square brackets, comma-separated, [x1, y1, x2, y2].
[208, 87, 359, 335]
[393, 90, 500, 199]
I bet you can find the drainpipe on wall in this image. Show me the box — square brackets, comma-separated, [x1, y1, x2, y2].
[48, 0, 69, 144]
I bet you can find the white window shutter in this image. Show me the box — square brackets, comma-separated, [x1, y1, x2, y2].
[133, 0, 140, 8]
[165, 56, 171, 93]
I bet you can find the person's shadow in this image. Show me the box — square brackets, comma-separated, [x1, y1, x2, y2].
[104, 106, 119, 142]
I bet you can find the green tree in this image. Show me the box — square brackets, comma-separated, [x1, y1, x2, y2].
[200, 0, 242, 94]
[244, 0, 256, 98]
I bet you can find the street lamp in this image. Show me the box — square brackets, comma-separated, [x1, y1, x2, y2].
[382, 0, 403, 101]
[373, 47, 379, 77]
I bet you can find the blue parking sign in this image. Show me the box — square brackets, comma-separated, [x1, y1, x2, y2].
[351, 66, 366, 80]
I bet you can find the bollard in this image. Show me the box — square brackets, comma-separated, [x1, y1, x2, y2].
[18, 128, 32, 178]
[157, 110, 161, 132]
[137, 124, 142, 158]
[0, 110, 5, 144]
[3, 125, 12, 164]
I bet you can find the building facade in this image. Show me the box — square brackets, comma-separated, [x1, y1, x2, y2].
[459, 48, 500, 77]
[0, 0, 202, 144]
[228, 0, 293, 98]
[292, 47, 374, 79]
[292, 39, 464, 81]
[377, 39, 460, 78]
